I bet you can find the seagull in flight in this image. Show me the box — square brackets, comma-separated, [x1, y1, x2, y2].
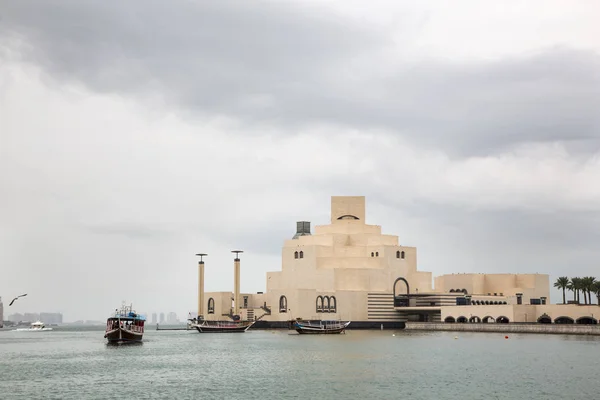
[9, 294, 27, 306]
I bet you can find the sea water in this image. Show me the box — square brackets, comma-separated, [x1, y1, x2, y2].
[0, 327, 599, 399]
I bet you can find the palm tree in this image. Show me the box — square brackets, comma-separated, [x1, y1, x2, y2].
[569, 277, 583, 304]
[585, 277, 597, 304]
[554, 277, 570, 304]
[580, 277, 591, 305]
[568, 278, 577, 303]
[593, 281, 600, 306]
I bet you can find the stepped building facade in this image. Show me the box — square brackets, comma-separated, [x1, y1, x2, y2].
[198, 196, 598, 328]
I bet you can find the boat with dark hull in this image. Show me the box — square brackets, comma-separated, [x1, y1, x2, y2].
[104, 303, 145, 344]
[293, 320, 350, 334]
[189, 319, 255, 333]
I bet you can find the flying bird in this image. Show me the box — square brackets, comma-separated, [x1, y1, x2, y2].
[9, 293, 27, 306]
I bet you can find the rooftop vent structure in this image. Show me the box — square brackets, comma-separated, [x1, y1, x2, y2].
[292, 221, 311, 239]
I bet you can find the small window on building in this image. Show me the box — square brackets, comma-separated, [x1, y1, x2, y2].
[294, 251, 298, 259]
[208, 298, 215, 314]
[375, 252, 379, 257]
[329, 296, 337, 313]
[316, 296, 323, 313]
[299, 251, 304, 259]
[371, 252, 374, 257]
[279, 295, 287, 313]
[401, 251, 405, 259]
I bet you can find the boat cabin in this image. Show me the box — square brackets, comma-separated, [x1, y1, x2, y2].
[106, 316, 145, 333]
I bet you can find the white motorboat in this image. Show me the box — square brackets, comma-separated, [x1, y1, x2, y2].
[15, 321, 53, 331]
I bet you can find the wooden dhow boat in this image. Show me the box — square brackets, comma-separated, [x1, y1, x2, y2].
[104, 303, 145, 344]
[293, 320, 350, 334]
[189, 318, 255, 333]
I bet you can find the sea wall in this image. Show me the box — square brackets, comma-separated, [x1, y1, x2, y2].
[251, 320, 405, 330]
[405, 322, 600, 336]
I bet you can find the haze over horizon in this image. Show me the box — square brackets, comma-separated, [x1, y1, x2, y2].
[1, 1, 599, 322]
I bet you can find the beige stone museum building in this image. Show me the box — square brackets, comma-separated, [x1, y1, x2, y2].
[196, 196, 598, 328]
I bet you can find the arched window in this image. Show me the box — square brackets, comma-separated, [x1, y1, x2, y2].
[323, 296, 330, 313]
[329, 296, 337, 313]
[279, 295, 287, 313]
[554, 316, 574, 324]
[462, 289, 468, 294]
[375, 252, 379, 257]
[537, 314, 551, 324]
[316, 296, 323, 313]
[337, 214, 359, 220]
[207, 298, 215, 314]
[371, 252, 374, 257]
[449, 289, 455, 293]
[299, 251, 304, 259]
[401, 251, 405, 259]
[396, 250, 400, 258]
[294, 251, 298, 259]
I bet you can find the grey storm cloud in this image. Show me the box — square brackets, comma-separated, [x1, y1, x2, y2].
[2, 1, 600, 321]
[2, 0, 599, 156]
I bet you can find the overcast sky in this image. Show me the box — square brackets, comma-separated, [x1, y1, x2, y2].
[1, 1, 599, 322]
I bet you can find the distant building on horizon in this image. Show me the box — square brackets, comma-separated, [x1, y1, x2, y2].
[151, 313, 157, 324]
[167, 312, 178, 324]
[8, 313, 23, 322]
[24, 313, 40, 322]
[40, 313, 63, 324]
[0, 297, 4, 328]
[159, 312, 165, 323]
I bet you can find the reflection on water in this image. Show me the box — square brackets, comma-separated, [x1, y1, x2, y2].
[1, 328, 599, 399]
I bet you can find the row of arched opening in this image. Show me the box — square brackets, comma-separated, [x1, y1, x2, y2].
[445, 316, 510, 323]
[370, 251, 406, 258]
[294, 251, 304, 259]
[278, 295, 338, 313]
[538, 315, 598, 325]
[444, 315, 599, 324]
[449, 289, 468, 294]
[471, 300, 508, 305]
[316, 296, 337, 313]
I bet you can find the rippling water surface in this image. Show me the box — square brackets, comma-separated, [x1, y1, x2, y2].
[1, 327, 599, 399]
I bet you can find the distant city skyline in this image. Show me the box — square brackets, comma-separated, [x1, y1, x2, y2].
[3, 309, 187, 324]
[7, 312, 63, 324]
